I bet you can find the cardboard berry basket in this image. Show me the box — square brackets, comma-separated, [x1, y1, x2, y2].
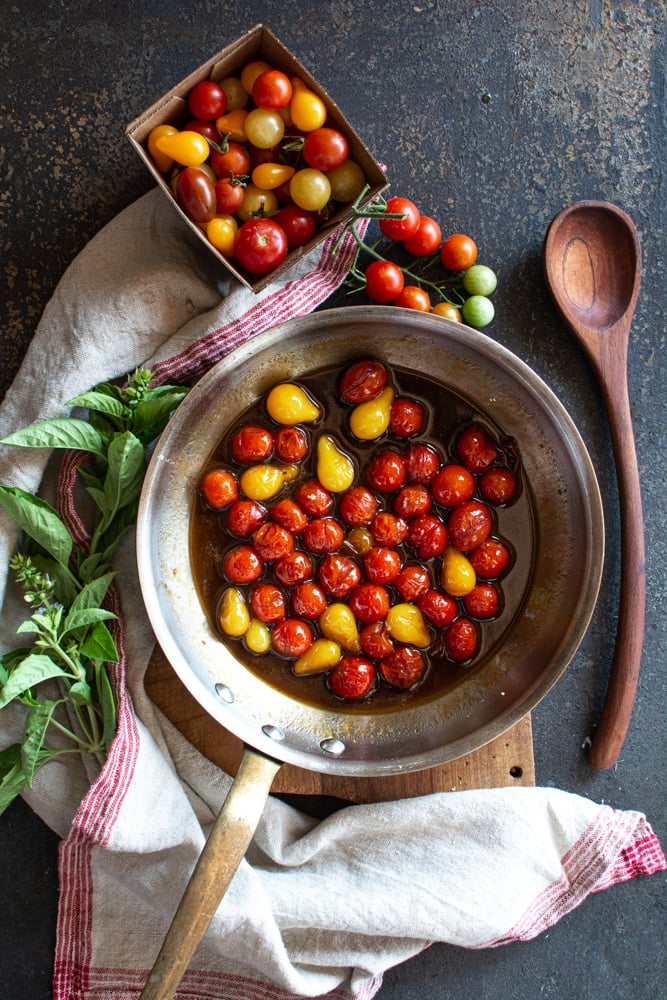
[125, 23, 388, 291]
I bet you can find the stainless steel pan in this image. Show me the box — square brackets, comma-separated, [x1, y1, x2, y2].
[136, 306, 604, 999]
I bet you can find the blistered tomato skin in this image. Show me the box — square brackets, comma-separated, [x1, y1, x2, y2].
[250, 583, 286, 623]
[269, 498, 307, 535]
[468, 538, 511, 578]
[393, 484, 432, 520]
[226, 499, 266, 537]
[303, 517, 344, 553]
[223, 545, 263, 584]
[463, 582, 500, 619]
[291, 581, 328, 619]
[339, 485, 379, 526]
[443, 617, 479, 663]
[294, 480, 333, 516]
[252, 522, 294, 561]
[431, 464, 476, 507]
[418, 588, 457, 628]
[231, 425, 274, 464]
[395, 565, 431, 601]
[359, 621, 395, 659]
[363, 546, 402, 584]
[274, 426, 309, 463]
[479, 467, 517, 505]
[407, 514, 448, 559]
[272, 618, 314, 657]
[370, 511, 408, 547]
[339, 361, 388, 404]
[348, 583, 391, 623]
[328, 655, 376, 700]
[318, 553, 362, 597]
[447, 500, 493, 552]
[201, 468, 239, 510]
[380, 646, 426, 689]
[273, 550, 313, 587]
[365, 449, 406, 492]
[390, 397, 425, 437]
[404, 443, 441, 484]
[456, 423, 499, 472]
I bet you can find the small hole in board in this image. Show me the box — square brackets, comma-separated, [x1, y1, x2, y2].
[509, 765, 523, 779]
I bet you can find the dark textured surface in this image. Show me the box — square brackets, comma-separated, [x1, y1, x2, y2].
[1, 2, 665, 998]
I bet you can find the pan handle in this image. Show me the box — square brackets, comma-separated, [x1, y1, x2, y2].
[140, 745, 282, 1000]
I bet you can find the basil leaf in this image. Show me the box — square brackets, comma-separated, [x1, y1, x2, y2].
[0, 653, 68, 708]
[77, 551, 112, 583]
[70, 571, 116, 612]
[80, 621, 118, 663]
[21, 700, 59, 786]
[107, 432, 146, 508]
[62, 607, 117, 636]
[0, 487, 73, 567]
[132, 389, 189, 439]
[68, 680, 92, 707]
[0, 418, 106, 458]
[0, 744, 56, 816]
[66, 391, 127, 419]
[97, 666, 117, 751]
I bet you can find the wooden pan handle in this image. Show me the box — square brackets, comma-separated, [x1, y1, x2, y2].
[140, 746, 282, 1000]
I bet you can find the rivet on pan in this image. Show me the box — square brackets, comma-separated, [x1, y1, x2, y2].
[214, 683, 235, 704]
[320, 737, 346, 756]
[261, 724, 285, 742]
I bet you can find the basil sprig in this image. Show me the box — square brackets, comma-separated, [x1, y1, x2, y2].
[0, 368, 189, 815]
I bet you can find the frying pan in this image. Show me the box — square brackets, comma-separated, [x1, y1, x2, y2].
[136, 305, 604, 999]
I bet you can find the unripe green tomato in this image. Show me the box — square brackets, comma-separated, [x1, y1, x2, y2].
[462, 295, 495, 328]
[462, 264, 498, 296]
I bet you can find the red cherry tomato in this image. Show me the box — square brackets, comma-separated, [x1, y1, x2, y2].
[362, 546, 402, 584]
[402, 215, 442, 256]
[406, 514, 448, 559]
[378, 197, 421, 241]
[447, 500, 493, 552]
[478, 466, 517, 505]
[440, 233, 478, 272]
[339, 485, 379, 526]
[273, 550, 313, 587]
[250, 583, 286, 623]
[252, 522, 295, 561]
[226, 499, 266, 537]
[252, 69, 293, 109]
[339, 361, 388, 403]
[269, 498, 307, 534]
[328, 655, 376, 700]
[272, 618, 313, 657]
[291, 581, 328, 619]
[273, 205, 316, 248]
[431, 464, 476, 507]
[294, 480, 333, 516]
[223, 545, 262, 583]
[393, 484, 432, 520]
[404, 443, 441, 484]
[231, 424, 274, 463]
[390, 397, 425, 437]
[463, 582, 500, 619]
[302, 127, 350, 171]
[359, 622, 395, 660]
[274, 426, 309, 462]
[392, 285, 431, 312]
[188, 80, 228, 121]
[176, 167, 216, 224]
[235, 218, 288, 275]
[201, 468, 239, 509]
[303, 517, 344, 553]
[418, 589, 457, 628]
[456, 423, 500, 472]
[468, 538, 511, 578]
[348, 583, 391, 623]
[394, 564, 430, 601]
[184, 118, 221, 143]
[379, 646, 425, 689]
[317, 553, 362, 597]
[210, 141, 251, 178]
[443, 617, 478, 663]
[364, 260, 405, 303]
[214, 178, 246, 214]
[370, 511, 408, 547]
[364, 449, 406, 492]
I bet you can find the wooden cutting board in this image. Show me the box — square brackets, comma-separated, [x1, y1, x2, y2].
[145, 645, 535, 803]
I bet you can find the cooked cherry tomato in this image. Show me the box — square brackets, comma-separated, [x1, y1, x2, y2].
[447, 500, 493, 552]
[303, 517, 344, 553]
[273, 550, 313, 586]
[269, 497, 307, 535]
[432, 302, 463, 322]
[389, 397, 425, 437]
[417, 588, 457, 628]
[328, 655, 376, 700]
[402, 215, 442, 256]
[362, 546, 402, 584]
[443, 617, 478, 662]
[289, 168, 331, 211]
[378, 197, 421, 241]
[188, 80, 227, 121]
[291, 581, 328, 619]
[348, 583, 391, 623]
[394, 564, 430, 601]
[467, 538, 511, 578]
[316, 553, 361, 597]
[392, 285, 431, 311]
[404, 443, 441, 484]
[252, 522, 294, 561]
[431, 464, 476, 507]
[176, 167, 216, 223]
[379, 646, 425, 689]
[214, 178, 245, 214]
[226, 499, 266, 538]
[364, 260, 404, 303]
[223, 544, 262, 584]
[274, 426, 309, 462]
[250, 583, 286, 623]
[201, 468, 239, 509]
[252, 69, 293, 109]
[478, 466, 517, 504]
[231, 424, 274, 463]
[370, 511, 408, 547]
[393, 484, 432, 520]
[359, 622, 395, 660]
[234, 218, 288, 275]
[294, 480, 333, 516]
[210, 141, 251, 178]
[365, 449, 406, 492]
[339, 485, 379, 526]
[463, 582, 500, 619]
[456, 423, 499, 472]
[272, 618, 313, 657]
[326, 158, 366, 202]
[339, 361, 388, 404]
[406, 514, 448, 559]
[302, 127, 350, 171]
[274, 205, 316, 248]
[440, 233, 478, 272]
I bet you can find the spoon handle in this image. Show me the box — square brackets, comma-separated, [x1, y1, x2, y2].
[589, 356, 646, 770]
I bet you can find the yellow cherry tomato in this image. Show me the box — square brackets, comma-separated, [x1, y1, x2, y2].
[215, 109, 249, 142]
[240, 464, 286, 501]
[290, 88, 327, 131]
[266, 383, 321, 424]
[220, 75, 249, 110]
[432, 302, 463, 322]
[385, 604, 431, 648]
[155, 130, 210, 167]
[349, 386, 394, 441]
[319, 603, 360, 652]
[147, 124, 177, 172]
[240, 60, 273, 94]
[244, 618, 271, 653]
[236, 184, 279, 222]
[316, 435, 355, 492]
[245, 108, 285, 149]
[294, 638, 342, 675]
[251, 162, 296, 190]
[327, 159, 366, 202]
[289, 168, 331, 211]
[218, 587, 250, 637]
[206, 215, 238, 256]
[442, 547, 477, 597]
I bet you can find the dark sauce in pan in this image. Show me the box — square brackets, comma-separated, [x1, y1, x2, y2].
[189, 362, 536, 713]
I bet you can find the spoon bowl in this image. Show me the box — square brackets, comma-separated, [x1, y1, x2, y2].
[543, 201, 644, 770]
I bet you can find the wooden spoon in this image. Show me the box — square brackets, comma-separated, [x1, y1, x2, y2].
[543, 201, 644, 769]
